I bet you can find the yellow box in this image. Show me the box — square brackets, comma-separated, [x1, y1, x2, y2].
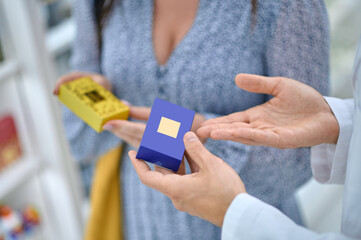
[58, 77, 129, 132]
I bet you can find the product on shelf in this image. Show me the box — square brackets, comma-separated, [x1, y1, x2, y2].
[22, 205, 40, 234]
[0, 204, 41, 240]
[0, 205, 23, 239]
[0, 115, 22, 172]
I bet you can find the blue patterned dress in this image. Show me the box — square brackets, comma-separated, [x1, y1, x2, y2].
[64, 0, 329, 239]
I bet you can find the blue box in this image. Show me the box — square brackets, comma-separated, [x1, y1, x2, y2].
[136, 98, 195, 172]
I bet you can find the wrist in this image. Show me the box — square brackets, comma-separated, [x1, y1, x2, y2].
[322, 98, 340, 144]
[328, 114, 340, 144]
[219, 192, 246, 227]
[218, 184, 246, 227]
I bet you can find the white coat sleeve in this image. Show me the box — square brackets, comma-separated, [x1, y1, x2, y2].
[222, 193, 359, 240]
[311, 97, 354, 184]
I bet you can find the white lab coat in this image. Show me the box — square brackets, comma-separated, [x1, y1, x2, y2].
[222, 41, 361, 240]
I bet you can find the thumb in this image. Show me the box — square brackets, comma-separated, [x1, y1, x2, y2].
[183, 132, 212, 170]
[235, 74, 283, 96]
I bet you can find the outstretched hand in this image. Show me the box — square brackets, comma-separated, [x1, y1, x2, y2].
[197, 74, 339, 149]
[128, 132, 246, 227]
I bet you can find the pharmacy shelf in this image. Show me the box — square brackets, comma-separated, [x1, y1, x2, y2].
[0, 156, 42, 199]
[0, 60, 20, 84]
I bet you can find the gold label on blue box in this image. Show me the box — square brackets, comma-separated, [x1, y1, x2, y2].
[157, 117, 181, 138]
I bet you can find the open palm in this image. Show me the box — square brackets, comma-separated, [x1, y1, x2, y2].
[197, 74, 339, 149]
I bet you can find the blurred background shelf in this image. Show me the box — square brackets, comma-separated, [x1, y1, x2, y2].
[0, 0, 84, 238]
[325, 0, 361, 98]
[0, 60, 20, 83]
[0, 0, 360, 239]
[46, 18, 75, 56]
[0, 156, 42, 199]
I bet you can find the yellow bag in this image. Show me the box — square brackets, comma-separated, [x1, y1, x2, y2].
[84, 146, 123, 240]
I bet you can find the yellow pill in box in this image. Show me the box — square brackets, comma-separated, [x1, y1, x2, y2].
[58, 77, 129, 132]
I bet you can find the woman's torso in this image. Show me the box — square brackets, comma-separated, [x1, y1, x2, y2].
[102, 0, 269, 112]
[93, 0, 326, 239]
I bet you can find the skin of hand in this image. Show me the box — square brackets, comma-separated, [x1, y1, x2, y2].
[53, 72, 206, 149]
[102, 108, 206, 149]
[197, 74, 340, 149]
[128, 131, 246, 227]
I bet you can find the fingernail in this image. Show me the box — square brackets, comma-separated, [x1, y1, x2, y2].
[128, 150, 134, 158]
[103, 124, 113, 131]
[184, 132, 197, 141]
[121, 100, 131, 106]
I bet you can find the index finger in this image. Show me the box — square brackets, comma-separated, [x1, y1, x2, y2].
[129, 106, 151, 121]
[200, 111, 249, 127]
[197, 122, 251, 139]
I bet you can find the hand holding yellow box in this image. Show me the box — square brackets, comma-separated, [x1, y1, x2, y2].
[58, 77, 129, 132]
